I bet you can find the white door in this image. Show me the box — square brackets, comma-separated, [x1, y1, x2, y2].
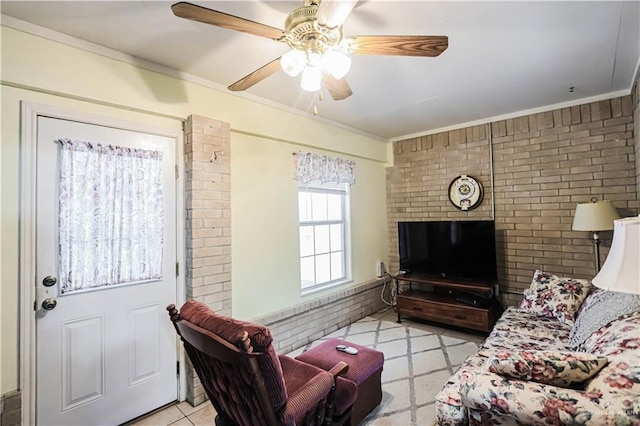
[35, 116, 178, 425]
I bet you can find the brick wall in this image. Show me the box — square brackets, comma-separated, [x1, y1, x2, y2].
[0, 391, 21, 426]
[386, 125, 494, 276]
[255, 279, 388, 354]
[635, 76, 640, 199]
[184, 115, 232, 405]
[387, 95, 638, 307]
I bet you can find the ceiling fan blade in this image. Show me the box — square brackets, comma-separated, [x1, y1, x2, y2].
[228, 58, 282, 92]
[316, 0, 359, 28]
[347, 35, 448, 57]
[172, 2, 286, 40]
[323, 75, 353, 101]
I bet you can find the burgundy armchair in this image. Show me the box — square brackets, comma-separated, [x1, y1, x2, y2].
[167, 300, 356, 426]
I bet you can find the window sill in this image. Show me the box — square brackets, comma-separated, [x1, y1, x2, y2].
[301, 278, 353, 297]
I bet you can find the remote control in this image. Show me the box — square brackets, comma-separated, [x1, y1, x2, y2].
[336, 344, 358, 355]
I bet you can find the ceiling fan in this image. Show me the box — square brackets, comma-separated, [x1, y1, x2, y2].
[171, 1, 448, 101]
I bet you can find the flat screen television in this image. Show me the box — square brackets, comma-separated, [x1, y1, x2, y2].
[398, 220, 497, 284]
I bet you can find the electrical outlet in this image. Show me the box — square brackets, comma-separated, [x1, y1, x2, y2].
[376, 261, 385, 278]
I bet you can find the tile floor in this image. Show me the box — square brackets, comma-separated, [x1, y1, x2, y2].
[130, 308, 486, 426]
[128, 401, 215, 426]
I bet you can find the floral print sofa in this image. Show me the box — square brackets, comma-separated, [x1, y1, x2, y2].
[435, 270, 640, 425]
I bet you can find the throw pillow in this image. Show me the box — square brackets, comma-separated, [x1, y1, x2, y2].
[519, 270, 592, 324]
[568, 288, 640, 349]
[487, 350, 608, 387]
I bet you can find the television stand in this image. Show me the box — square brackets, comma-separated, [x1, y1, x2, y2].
[394, 274, 498, 333]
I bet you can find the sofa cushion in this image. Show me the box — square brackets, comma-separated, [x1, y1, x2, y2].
[581, 312, 640, 396]
[493, 307, 573, 343]
[459, 369, 640, 426]
[481, 308, 572, 353]
[481, 330, 569, 353]
[179, 299, 288, 410]
[487, 350, 608, 387]
[568, 288, 640, 349]
[519, 270, 592, 324]
[435, 352, 489, 425]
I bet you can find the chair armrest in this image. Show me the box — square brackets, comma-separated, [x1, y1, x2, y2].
[328, 361, 349, 377]
[458, 369, 640, 425]
[325, 360, 356, 423]
[278, 355, 334, 424]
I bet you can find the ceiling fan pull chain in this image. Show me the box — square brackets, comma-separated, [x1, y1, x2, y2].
[312, 90, 324, 115]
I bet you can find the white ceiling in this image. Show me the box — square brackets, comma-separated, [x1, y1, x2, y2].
[2, 1, 639, 141]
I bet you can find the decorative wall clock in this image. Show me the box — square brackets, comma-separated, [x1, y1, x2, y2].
[448, 175, 483, 211]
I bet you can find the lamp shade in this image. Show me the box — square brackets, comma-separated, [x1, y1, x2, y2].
[592, 216, 640, 294]
[572, 200, 620, 231]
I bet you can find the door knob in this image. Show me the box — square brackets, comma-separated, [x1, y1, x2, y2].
[43, 276, 57, 287]
[42, 298, 57, 311]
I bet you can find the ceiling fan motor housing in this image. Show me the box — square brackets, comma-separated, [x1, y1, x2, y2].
[284, 2, 343, 53]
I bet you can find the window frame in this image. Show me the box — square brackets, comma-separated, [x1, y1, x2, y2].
[298, 182, 352, 295]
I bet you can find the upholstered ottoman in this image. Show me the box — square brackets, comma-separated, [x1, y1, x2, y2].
[296, 338, 384, 425]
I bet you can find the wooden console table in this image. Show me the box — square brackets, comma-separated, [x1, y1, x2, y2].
[394, 274, 498, 333]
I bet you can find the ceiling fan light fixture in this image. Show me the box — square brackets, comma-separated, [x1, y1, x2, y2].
[307, 51, 323, 67]
[301, 65, 322, 92]
[281, 49, 307, 77]
[322, 49, 351, 79]
[170, 1, 449, 101]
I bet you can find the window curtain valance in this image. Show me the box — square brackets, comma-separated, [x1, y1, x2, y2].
[293, 151, 355, 186]
[57, 138, 164, 293]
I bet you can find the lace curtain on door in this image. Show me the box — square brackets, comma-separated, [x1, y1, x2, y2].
[293, 151, 355, 185]
[57, 139, 164, 293]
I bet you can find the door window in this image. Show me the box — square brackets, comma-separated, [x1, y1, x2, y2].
[58, 139, 164, 293]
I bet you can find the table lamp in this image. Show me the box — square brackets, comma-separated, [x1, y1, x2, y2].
[592, 215, 640, 294]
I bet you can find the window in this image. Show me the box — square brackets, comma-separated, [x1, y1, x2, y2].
[298, 184, 350, 292]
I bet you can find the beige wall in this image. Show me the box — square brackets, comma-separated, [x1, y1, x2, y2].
[388, 96, 639, 307]
[232, 132, 388, 319]
[0, 26, 388, 395]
